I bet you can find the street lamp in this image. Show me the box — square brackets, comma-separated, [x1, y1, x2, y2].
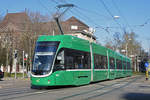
[95, 15, 120, 31]
[113, 16, 120, 19]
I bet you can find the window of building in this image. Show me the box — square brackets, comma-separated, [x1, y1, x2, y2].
[71, 25, 78, 30]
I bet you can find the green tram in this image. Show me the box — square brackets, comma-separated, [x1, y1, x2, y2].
[31, 35, 132, 86]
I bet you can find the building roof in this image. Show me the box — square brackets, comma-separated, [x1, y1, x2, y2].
[0, 12, 95, 41]
[0, 12, 31, 32]
[65, 16, 89, 28]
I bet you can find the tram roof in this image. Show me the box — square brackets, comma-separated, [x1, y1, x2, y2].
[37, 35, 130, 61]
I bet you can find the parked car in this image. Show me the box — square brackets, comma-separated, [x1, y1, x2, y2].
[0, 69, 4, 79]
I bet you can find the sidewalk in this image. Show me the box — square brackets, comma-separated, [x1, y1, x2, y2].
[3, 77, 30, 81]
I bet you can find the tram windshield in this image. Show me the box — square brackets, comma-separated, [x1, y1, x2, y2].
[32, 41, 59, 75]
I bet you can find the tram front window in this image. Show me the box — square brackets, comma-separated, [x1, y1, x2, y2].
[32, 41, 59, 75]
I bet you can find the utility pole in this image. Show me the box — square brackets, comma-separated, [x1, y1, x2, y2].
[126, 43, 128, 57]
[55, 4, 74, 35]
[23, 51, 25, 78]
[14, 50, 17, 79]
[25, 53, 28, 77]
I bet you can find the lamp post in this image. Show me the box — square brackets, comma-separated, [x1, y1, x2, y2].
[25, 53, 28, 77]
[23, 51, 25, 78]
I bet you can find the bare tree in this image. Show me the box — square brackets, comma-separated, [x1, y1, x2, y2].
[121, 32, 141, 56]
[0, 29, 15, 72]
[20, 11, 53, 72]
[105, 32, 122, 51]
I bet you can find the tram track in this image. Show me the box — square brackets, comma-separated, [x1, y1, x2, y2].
[0, 87, 36, 97]
[84, 76, 141, 100]
[0, 75, 142, 100]
[0, 85, 70, 100]
[58, 75, 142, 100]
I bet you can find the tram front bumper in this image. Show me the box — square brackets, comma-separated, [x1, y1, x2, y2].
[30, 76, 55, 86]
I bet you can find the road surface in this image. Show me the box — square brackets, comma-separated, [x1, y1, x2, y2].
[0, 75, 150, 100]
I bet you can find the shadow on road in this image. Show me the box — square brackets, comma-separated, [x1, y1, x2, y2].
[31, 85, 77, 90]
[122, 93, 150, 100]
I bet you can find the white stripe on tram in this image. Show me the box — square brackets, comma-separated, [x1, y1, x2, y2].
[66, 69, 91, 71]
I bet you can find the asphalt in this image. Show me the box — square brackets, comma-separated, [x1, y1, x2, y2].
[0, 75, 150, 100]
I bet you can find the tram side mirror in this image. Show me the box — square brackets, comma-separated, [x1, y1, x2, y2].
[82, 55, 84, 59]
[57, 56, 62, 60]
[57, 50, 64, 60]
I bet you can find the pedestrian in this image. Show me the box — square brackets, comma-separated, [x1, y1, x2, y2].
[144, 61, 149, 80]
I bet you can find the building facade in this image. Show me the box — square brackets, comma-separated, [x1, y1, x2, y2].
[0, 12, 96, 73]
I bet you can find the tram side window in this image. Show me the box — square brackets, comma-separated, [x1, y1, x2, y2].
[54, 49, 65, 71]
[74, 55, 85, 69]
[122, 61, 125, 69]
[123, 61, 127, 70]
[116, 59, 122, 69]
[109, 57, 115, 69]
[66, 56, 74, 69]
[127, 62, 129, 69]
[129, 62, 131, 69]
[124, 61, 127, 70]
[65, 48, 91, 69]
[94, 54, 100, 69]
[103, 56, 108, 69]
[121, 60, 123, 69]
[87, 53, 91, 69]
[116, 59, 119, 69]
[127, 62, 131, 70]
[119, 60, 122, 69]
[83, 53, 91, 69]
[94, 54, 108, 69]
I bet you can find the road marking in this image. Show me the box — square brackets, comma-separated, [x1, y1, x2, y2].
[97, 90, 109, 93]
[113, 83, 125, 88]
[34, 91, 45, 94]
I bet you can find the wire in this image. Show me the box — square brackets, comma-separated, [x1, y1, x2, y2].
[50, 0, 68, 4]
[37, 0, 54, 15]
[70, 8, 112, 34]
[59, 0, 68, 3]
[98, 0, 123, 33]
[111, 0, 133, 32]
[75, 6, 111, 20]
[50, 0, 59, 4]
[128, 18, 150, 28]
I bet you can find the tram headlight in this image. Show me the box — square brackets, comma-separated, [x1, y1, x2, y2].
[36, 79, 40, 82]
[48, 80, 50, 84]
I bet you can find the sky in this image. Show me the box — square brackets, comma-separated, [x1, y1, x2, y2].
[0, 0, 150, 52]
